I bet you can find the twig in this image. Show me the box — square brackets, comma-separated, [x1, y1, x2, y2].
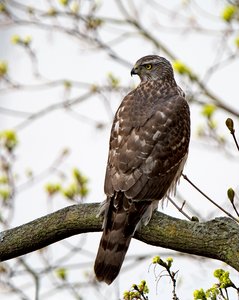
[152, 257, 179, 300]
[182, 174, 238, 223]
[0, 106, 31, 118]
[167, 196, 192, 221]
[17, 258, 40, 300]
[14, 91, 93, 131]
[16, 149, 69, 193]
[231, 201, 239, 218]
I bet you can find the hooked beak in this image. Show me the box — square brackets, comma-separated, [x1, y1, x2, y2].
[130, 66, 138, 76]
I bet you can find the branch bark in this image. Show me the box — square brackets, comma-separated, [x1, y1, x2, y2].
[0, 203, 239, 273]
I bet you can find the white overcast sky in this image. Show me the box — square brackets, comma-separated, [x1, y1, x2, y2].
[1, 1, 239, 299]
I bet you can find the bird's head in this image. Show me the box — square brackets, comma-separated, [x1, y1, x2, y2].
[131, 55, 174, 82]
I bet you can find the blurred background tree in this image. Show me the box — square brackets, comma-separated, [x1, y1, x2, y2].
[0, 0, 239, 299]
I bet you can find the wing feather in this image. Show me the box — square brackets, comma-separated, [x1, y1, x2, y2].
[104, 81, 190, 201]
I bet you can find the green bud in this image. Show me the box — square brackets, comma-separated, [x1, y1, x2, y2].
[87, 17, 103, 30]
[221, 5, 237, 22]
[173, 60, 198, 81]
[62, 183, 77, 200]
[152, 255, 160, 264]
[72, 168, 81, 182]
[173, 60, 190, 74]
[0, 61, 8, 77]
[73, 168, 88, 185]
[58, 0, 68, 6]
[0, 189, 10, 202]
[227, 188, 235, 203]
[235, 36, 239, 48]
[123, 291, 130, 300]
[140, 279, 146, 285]
[63, 80, 72, 89]
[193, 288, 207, 300]
[173, 60, 188, 74]
[45, 183, 61, 196]
[225, 118, 234, 133]
[166, 257, 173, 262]
[138, 280, 149, 293]
[11, 34, 21, 44]
[206, 286, 219, 300]
[90, 84, 99, 93]
[219, 271, 233, 288]
[201, 104, 216, 119]
[27, 6, 34, 14]
[0, 130, 18, 151]
[47, 7, 57, 16]
[107, 72, 120, 88]
[213, 268, 224, 279]
[0, 3, 6, 12]
[23, 35, 32, 46]
[56, 268, 67, 280]
[130, 291, 140, 298]
[80, 186, 89, 197]
[0, 176, 8, 184]
[166, 257, 173, 268]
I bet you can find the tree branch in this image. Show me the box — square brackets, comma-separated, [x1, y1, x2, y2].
[0, 203, 239, 273]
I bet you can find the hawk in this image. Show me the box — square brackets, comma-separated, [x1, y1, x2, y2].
[94, 55, 190, 284]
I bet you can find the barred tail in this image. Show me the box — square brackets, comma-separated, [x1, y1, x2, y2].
[94, 193, 152, 284]
[94, 212, 133, 284]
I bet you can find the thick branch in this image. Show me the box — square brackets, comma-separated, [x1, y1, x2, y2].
[0, 203, 239, 273]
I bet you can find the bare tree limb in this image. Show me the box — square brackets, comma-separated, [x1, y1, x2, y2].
[0, 203, 239, 273]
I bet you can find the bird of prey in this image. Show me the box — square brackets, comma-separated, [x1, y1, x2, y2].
[94, 55, 190, 285]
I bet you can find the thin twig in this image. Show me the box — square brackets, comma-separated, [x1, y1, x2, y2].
[18, 258, 40, 300]
[167, 196, 192, 221]
[231, 132, 239, 152]
[14, 91, 93, 131]
[182, 174, 238, 223]
[231, 201, 239, 218]
[16, 149, 69, 193]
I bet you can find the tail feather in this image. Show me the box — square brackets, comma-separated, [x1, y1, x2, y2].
[94, 229, 131, 284]
[94, 193, 151, 284]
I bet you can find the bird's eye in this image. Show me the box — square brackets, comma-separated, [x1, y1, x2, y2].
[145, 64, 152, 70]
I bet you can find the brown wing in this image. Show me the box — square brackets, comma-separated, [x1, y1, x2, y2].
[104, 80, 190, 201]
